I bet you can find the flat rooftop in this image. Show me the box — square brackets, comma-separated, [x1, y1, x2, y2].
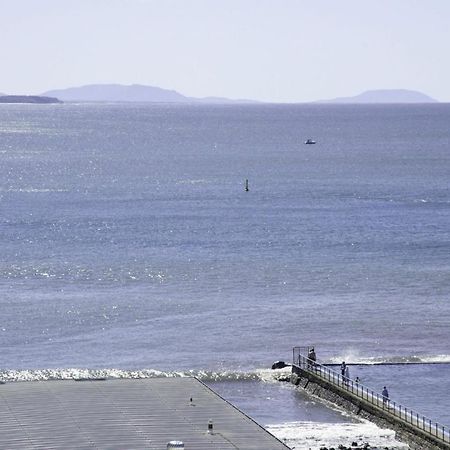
[0, 377, 290, 449]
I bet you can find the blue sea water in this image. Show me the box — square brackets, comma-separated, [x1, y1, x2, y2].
[0, 103, 449, 448]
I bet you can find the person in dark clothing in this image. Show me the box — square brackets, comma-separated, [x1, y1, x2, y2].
[340, 361, 346, 376]
[308, 347, 317, 369]
[382, 386, 389, 406]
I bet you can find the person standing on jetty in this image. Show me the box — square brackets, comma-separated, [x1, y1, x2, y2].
[308, 347, 317, 369]
[340, 361, 347, 386]
[382, 386, 389, 406]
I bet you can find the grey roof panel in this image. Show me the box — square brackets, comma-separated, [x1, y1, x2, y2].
[0, 377, 289, 450]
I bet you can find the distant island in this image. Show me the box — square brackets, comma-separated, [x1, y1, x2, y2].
[42, 84, 258, 104]
[1, 86, 438, 104]
[41, 85, 438, 104]
[317, 89, 437, 104]
[0, 95, 62, 104]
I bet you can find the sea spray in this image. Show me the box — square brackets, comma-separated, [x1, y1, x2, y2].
[266, 421, 409, 450]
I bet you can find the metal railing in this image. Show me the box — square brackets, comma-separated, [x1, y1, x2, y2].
[292, 347, 450, 445]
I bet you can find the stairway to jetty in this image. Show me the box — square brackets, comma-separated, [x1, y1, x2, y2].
[291, 347, 450, 450]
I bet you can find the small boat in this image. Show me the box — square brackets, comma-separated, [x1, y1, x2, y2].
[304, 139, 316, 144]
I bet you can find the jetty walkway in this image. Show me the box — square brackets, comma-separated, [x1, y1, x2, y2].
[291, 346, 450, 450]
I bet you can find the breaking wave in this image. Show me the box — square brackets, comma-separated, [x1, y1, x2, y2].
[0, 367, 291, 383]
[3, 356, 449, 383]
[327, 353, 450, 365]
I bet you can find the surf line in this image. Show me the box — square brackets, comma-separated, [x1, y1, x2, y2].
[323, 361, 450, 366]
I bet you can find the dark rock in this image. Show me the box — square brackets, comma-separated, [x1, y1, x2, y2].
[271, 361, 289, 370]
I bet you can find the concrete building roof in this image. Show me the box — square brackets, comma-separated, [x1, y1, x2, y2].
[0, 377, 290, 449]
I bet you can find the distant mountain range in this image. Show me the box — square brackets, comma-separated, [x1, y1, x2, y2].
[317, 89, 437, 104]
[42, 84, 258, 104]
[43, 85, 437, 104]
[0, 85, 439, 104]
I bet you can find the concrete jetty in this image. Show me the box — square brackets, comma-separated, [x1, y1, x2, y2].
[291, 346, 450, 450]
[0, 377, 289, 449]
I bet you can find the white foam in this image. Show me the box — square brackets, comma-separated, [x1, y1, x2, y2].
[256, 366, 292, 383]
[0, 368, 172, 382]
[0, 368, 266, 383]
[266, 420, 409, 450]
[420, 354, 450, 364]
[328, 352, 450, 365]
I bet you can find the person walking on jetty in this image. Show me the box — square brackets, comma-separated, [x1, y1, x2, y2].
[382, 386, 389, 407]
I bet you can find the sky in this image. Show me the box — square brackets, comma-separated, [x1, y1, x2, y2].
[1, 0, 450, 102]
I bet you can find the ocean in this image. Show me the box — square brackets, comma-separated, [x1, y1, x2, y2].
[1, 102, 449, 449]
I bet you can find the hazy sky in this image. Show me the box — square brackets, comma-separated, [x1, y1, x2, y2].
[1, 0, 450, 102]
